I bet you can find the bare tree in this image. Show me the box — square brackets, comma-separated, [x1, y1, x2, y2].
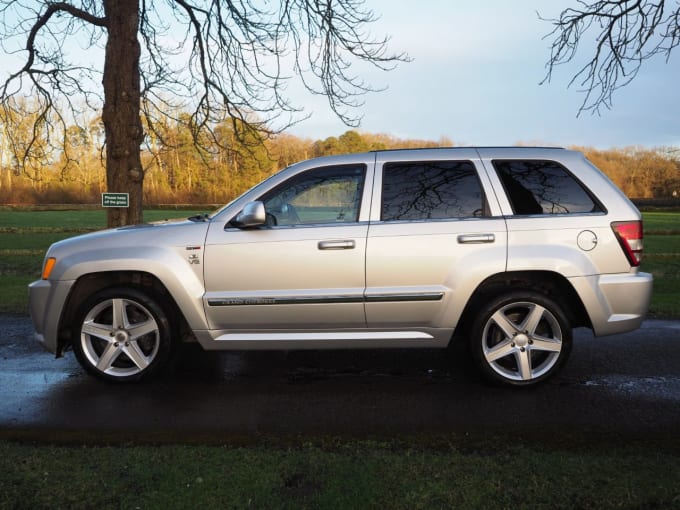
[541, 0, 680, 114]
[0, 0, 405, 226]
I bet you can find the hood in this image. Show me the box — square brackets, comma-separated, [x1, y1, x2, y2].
[46, 218, 211, 258]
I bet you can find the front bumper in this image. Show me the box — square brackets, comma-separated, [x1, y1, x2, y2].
[28, 278, 75, 356]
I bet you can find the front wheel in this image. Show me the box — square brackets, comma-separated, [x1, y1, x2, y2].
[71, 287, 176, 382]
[469, 291, 572, 387]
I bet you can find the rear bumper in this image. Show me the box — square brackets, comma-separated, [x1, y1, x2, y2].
[28, 278, 75, 356]
[571, 272, 653, 336]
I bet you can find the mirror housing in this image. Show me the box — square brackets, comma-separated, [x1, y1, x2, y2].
[231, 201, 266, 228]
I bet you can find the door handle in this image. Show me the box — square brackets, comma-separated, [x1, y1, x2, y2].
[318, 240, 356, 250]
[457, 233, 495, 244]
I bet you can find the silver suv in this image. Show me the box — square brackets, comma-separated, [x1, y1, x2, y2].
[29, 147, 653, 386]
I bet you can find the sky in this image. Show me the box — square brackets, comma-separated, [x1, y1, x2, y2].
[2, 1, 678, 150]
[285, 0, 680, 149]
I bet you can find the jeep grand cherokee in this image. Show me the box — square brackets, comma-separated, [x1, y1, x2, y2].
[29, 147, 653, 386]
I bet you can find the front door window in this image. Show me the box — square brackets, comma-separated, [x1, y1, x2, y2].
[261, 165, 365, 226]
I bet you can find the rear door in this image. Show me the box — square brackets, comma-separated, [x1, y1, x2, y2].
[365, 149, 507, 330]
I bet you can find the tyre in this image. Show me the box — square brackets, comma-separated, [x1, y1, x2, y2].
[469, 291, 572, 386]
[71, 287, 176, 382]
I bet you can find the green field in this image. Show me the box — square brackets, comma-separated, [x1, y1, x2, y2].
[640, 212, 680, 318]
[1, 440, 679, 509]
[1, 209, 677, 316]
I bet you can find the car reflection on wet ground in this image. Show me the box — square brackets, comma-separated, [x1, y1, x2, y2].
[1, 314, 679, 444]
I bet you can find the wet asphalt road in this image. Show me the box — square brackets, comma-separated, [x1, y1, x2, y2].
[1, 314, 679, 444]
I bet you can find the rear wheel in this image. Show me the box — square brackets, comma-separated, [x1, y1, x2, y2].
[71, 287, 175, 382]
[469, 291, 572, 386]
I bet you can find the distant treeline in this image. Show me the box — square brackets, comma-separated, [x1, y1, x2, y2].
[1, 114, 678, 204]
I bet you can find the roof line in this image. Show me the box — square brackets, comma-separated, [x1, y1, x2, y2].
[370, 146, 565, 153]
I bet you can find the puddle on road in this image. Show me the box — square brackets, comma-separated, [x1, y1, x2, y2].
[580, 375, 680, 402]
[641, 320, 680, 331]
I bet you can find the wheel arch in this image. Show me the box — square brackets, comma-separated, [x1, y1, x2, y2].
[454, 270, 591, 343]
[56, 271, 192, 356]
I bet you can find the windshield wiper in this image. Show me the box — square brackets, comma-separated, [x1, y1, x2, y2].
[188, 213, 210, 222]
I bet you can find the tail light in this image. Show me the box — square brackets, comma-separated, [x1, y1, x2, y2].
[611, 221, 643, 267]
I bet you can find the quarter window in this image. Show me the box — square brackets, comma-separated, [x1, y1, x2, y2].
[381, 161, 485, 221]
[262, 165, 365, 226]
[493, 160, 602, 215]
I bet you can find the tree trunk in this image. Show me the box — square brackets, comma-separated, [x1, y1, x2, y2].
[102, 0, 144, 227]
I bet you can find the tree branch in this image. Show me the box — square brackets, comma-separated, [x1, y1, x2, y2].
[541, 0, 680, 114]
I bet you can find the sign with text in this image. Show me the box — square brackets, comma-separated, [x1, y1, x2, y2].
[102, 193, 130, 208]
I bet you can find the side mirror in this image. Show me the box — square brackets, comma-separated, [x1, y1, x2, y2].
[231, 201, 266, 228]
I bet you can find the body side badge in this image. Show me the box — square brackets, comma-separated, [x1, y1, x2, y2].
[186, 246, 201, 264]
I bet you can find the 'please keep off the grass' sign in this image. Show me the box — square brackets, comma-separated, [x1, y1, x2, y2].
[101, 193, 129, 208]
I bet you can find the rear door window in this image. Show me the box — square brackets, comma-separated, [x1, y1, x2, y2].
[381, 161, 486, 221]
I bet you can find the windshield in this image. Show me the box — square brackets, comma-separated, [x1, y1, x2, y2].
[204, 165, 290, 218]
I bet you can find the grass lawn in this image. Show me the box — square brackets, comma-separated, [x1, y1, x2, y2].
[1, 440, 679, 509]
[640, 212, 680, 318]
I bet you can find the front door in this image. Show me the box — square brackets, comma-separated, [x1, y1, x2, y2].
[203, 163, 371, 331]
